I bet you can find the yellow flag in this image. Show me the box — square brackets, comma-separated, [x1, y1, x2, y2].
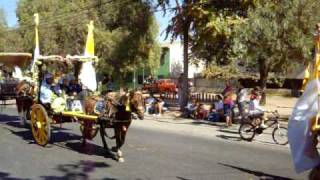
[84, 21, 94, 56]
[79, 21, 97, 91]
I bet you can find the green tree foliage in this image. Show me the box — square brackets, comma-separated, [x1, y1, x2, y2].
[16, 0, 160, 84]
[0, 9, 8, 51]
[156, 0, 255, 109]
[237, 0, 320, 103]
[190, 0, 256, 65]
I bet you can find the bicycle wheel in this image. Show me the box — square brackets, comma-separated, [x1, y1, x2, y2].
[272, 126, 288, 145]
[239, 122, 256, 141]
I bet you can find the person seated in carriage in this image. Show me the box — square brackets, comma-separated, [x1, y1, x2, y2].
[67, 79, 82, 96]
[40, 73, 55, 109]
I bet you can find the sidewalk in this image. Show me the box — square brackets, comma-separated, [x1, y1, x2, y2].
[165, 94, 298, 120]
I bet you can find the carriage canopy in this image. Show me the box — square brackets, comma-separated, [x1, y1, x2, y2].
[0, 53, 32, 68]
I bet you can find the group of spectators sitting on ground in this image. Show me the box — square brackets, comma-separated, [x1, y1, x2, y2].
[182, 80, 266, 127]
[145, 93, 168, 116]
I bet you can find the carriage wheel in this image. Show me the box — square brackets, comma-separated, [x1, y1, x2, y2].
[79, 120, 99, 140]
[30, 104, 51, 146]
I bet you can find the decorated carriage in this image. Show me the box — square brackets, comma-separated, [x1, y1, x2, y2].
[29, 54, 144, 162]
[24, 16, 145, 162]
[0, 53, 32, 103]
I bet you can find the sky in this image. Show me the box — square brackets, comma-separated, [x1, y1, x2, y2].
[0, 0, 173, 42]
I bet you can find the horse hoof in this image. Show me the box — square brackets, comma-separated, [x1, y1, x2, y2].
[118, 157, 125, 163]
[116, 150, 123, 157]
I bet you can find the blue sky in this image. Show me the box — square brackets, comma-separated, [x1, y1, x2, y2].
[0, 0, 19, 27]
[0, 0, 173, 42]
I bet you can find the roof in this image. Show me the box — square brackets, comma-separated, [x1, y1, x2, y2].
[0, 53, 32, 68]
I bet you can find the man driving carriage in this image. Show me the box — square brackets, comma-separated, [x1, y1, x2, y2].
[39, 73, 55, 109]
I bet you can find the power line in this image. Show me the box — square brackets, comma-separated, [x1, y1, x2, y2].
[4, 1, 207, 34]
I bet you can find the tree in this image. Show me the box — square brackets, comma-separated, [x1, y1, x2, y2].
[0, 9, 8, 51]
[156, 0, 255, 110]
[16, 0, 160, 86]
[237, 0, 320, 104]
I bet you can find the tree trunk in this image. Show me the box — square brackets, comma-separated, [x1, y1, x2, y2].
[180, 15, 190, 111]
[259, 58, 269, 105]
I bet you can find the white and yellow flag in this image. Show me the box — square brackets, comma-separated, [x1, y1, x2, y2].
[30, 13, 40, 72]
[78, 21, 97, 91]
[288, 34, 320, 173]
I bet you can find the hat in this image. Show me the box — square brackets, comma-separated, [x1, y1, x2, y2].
[44, 73, 53, 79]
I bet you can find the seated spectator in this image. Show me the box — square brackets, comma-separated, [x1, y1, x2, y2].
[196, 103, 208, 120]
[154, 97, 168, 116]
[185, 99, 199, 119]
[208, 104, 220, 122]
[145, 93, 156, 114]
[214, 95, 224, 119]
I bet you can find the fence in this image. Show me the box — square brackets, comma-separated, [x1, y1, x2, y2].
[162, 92, 217, 103]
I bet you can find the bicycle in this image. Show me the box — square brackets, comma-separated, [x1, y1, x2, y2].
[238, 110, 288, 145]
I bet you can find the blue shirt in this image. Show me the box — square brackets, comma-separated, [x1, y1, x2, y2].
[40, 82, 53, 104]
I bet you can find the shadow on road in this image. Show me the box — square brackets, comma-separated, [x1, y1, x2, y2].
[0, 114, 116, 161]
[0, 171, 30, 180]
[61, 141, 118, 161]
[218, 163, 294, 180]
[216, 134, 241, 141]
[0, 114, 20, 123]
[40, 160, 116, 180]
[176, 176, 192, 180]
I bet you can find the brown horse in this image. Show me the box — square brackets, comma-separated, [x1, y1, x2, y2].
[84, 90, 145, 162]
[15, 80, 35, 126]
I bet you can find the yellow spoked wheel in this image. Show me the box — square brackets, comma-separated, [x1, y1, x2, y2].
[30, 104, 51, 146]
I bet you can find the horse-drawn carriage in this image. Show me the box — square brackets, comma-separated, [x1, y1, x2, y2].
[25, 53, 144, 162]
[0, 53, 32, 103]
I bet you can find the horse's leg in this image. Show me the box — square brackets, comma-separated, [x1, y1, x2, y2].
[114, 123, 131, 163]
[112, 126, 124, 162]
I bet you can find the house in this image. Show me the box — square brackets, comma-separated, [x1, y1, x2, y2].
[137, 41, 205, 84]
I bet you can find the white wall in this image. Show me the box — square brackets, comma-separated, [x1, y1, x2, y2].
[162, 42, 205, 78]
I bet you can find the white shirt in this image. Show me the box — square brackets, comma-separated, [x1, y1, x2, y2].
[13, 66, 23, 80]
[237, 88, 247, 103]
[40, 82, 53, 104]
[248, 99, 264, 114]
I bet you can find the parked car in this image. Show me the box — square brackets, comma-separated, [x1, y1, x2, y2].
[143, 79, 177, 93]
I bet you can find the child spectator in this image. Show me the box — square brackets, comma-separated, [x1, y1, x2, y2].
[223, 92, 234, 127]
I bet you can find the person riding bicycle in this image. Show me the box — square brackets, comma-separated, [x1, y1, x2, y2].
[248, 89, 267, 128]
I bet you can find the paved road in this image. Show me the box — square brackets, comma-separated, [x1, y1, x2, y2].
[0, 105, 308, 180]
